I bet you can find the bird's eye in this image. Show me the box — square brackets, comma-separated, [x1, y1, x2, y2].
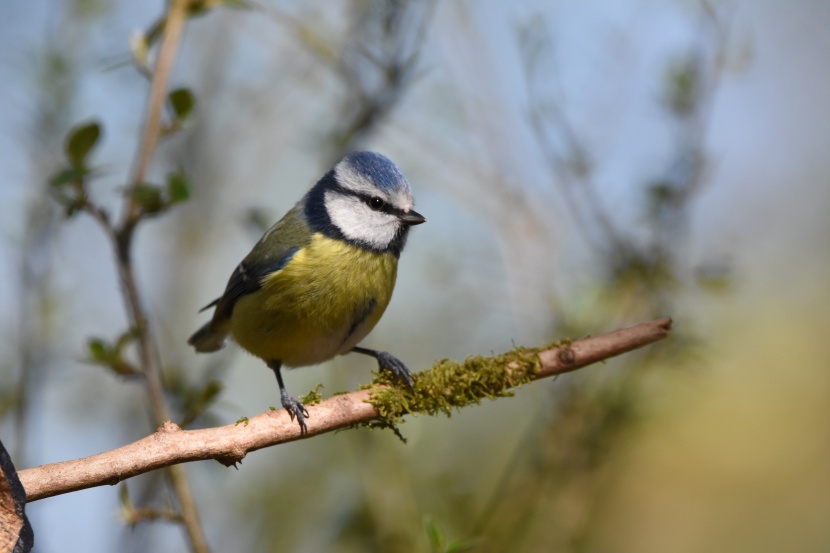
[369, 197, 385, 211]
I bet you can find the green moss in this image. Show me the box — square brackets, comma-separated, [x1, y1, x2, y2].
[357, 418, 409, 443]
[260, 345, 554, 440]
[363, 345, 544, 429]
[299, 383, 324, 406]
[235, 416, 249, 427]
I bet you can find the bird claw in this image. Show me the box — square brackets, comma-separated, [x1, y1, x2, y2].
[280, 390, 309, 435]
[376, 351, 415, 390]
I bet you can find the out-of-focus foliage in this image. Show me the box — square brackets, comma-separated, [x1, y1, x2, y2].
[1, 1, 829, 552]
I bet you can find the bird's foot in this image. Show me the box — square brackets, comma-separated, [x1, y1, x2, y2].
[280, 389, 310, 435]
[376, 351, 415, 390]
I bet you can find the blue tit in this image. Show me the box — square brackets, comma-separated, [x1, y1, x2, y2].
[188, 151, 426, 434]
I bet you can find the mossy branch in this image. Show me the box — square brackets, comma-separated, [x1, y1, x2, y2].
[18, 318, 671, 503]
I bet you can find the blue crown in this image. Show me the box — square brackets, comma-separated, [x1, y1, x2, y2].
[343, 152, 410, 193]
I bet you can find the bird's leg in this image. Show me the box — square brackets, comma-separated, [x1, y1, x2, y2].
[351, 346, 414, 390]
[267, 360, 309, 435]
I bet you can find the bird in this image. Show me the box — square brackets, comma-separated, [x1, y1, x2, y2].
[188, 151, 426, 434]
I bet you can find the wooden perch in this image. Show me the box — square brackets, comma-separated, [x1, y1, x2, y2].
[18, 317, 671, 503]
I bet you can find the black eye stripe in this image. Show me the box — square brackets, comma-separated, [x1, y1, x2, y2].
[332, 183, 404, 217]
[363, 194, 402, 216]
[337, 186, 403, 216]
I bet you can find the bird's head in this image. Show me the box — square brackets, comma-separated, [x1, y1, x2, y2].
[305, 152, 426, 255]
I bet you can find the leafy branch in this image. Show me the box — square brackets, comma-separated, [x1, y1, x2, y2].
[45, 0, 212, 551]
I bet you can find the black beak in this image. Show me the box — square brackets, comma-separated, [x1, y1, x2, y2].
[399, 209, 426, 226]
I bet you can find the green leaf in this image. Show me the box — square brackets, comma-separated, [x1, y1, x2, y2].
[87, 338, 109, 363]
[425, 518, 442, 550]
[49, 167, 85, 188]
[166, 172, 190, 203]
[65, 121, 101, 168]
[48, 166, 93, 219]
[85, 334, 139, 376]
[132, 184, 166, 214]
[168, 88, 196, 121]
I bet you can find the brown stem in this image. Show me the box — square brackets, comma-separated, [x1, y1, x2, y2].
[19, 318, 672, 504]
[115, 1, 208, 551]
[113, 231, 169, 425]
[126, 0, 186, 220]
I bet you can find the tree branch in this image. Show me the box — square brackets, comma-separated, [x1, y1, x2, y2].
[121, 0, 188, 431]
[115, 1, 209, 551]
[19, 318, 671, 503]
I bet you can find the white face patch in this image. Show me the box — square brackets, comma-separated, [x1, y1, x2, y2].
[324, 190, 401, 249]
[325, 157, 417, 249]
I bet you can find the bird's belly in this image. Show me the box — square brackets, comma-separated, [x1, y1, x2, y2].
[229, 236, 398, 367]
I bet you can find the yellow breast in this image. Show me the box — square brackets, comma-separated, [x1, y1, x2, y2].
[229, 233, 398, 366]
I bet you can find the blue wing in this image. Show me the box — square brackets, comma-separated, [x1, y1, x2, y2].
[200, 247, 299, 314]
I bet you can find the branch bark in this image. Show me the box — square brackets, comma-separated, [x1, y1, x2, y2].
[19, 317, 671, 503]
[0, 440, 33, 553]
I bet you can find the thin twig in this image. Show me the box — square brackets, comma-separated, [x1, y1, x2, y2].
[20, 318, 671, 503]
[111, 1, 209, 551]
[126, 0, 186, 221]
[115, 0, 186, 429]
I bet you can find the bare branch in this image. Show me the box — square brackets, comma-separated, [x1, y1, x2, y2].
[20, 318, 671, 503]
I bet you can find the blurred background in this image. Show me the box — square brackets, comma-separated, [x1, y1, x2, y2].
[1, 0, 829, 551]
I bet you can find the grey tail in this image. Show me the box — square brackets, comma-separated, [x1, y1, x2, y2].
[188, 321, 228, 353]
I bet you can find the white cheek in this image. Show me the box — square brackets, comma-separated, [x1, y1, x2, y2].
[324, 193, 398, 249]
